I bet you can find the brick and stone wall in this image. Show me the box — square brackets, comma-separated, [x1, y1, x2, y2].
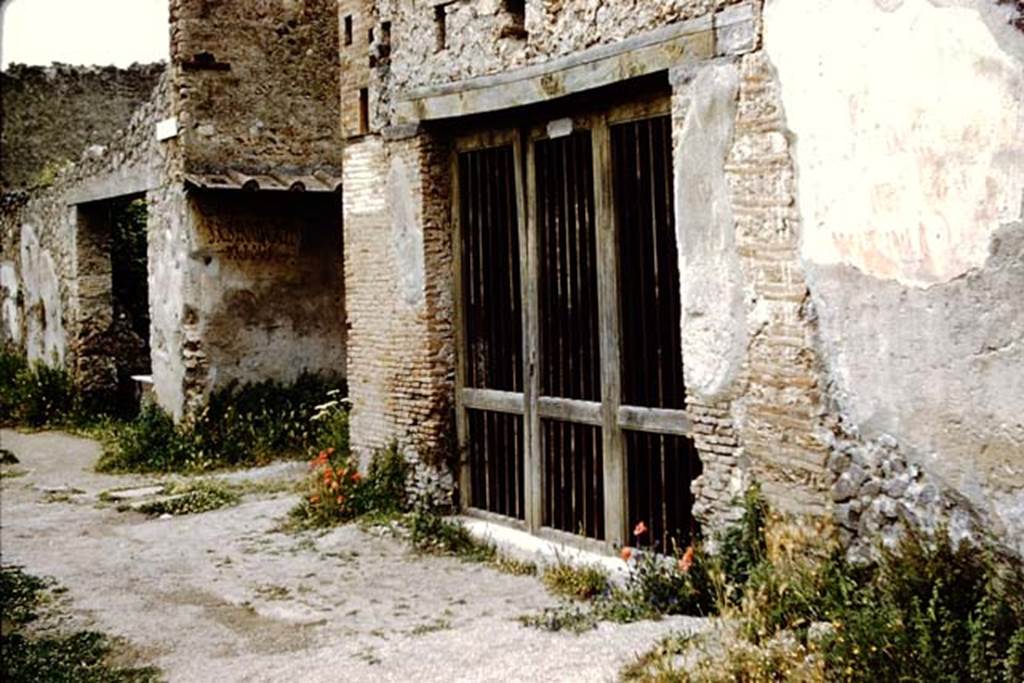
[1, 72, 182, 387]
[339, 0, 375, 138]
[342, 130, 454, 474]
[1, 63, 164, 191]
[169, 0, 342, 176]
[354, 0, 1023, 556]
[384, 0, 743, 95]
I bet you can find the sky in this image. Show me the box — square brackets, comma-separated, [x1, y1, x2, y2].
[1, 0, 168, 68]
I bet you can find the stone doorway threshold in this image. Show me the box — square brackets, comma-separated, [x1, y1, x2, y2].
[458, 515, 630, 579]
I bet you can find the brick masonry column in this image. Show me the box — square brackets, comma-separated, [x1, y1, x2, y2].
[343, 130, 455, 473]
[671, 49, 835, 527]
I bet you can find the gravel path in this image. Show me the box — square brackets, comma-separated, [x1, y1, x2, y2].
[0, 429, 702, 682]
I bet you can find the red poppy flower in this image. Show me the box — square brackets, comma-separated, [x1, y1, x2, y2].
[679, 545, 695, 573]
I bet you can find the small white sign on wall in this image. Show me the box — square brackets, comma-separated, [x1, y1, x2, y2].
[155, 117, 179, 141]
[547, 117, 574, 139]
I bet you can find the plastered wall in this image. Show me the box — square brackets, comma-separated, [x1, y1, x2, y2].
[763, 0, 1024, 552]
[176, 191, 346, 412]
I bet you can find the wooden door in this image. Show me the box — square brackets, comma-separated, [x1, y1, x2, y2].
[453, 99, 700, 552]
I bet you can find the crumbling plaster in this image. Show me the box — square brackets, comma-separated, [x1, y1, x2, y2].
[765, 0, 1024, 287]
[0, 261, 20, 344]
[672, 59, 746, 399]
[764, 0, 1024, 548]
[18, 224, 65, 364]
[182, 192, 347, 401]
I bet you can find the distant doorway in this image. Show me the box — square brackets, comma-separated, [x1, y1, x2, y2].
[75, 194, 151, 414]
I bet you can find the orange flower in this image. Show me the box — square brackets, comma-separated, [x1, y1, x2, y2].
[633, 521, 648, 537]
[620, 547, 633, 561]
[351, 472, 362, 483]
[309, 495, 319, 504]
[336, 495, 343, 504]
[325, 448, 335, 456]
[678, 545, 695, 573]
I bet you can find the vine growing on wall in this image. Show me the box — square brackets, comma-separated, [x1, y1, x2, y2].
[110, 197, 150, 346]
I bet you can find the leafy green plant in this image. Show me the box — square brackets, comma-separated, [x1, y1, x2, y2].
[620, 500, 1024, 683]
[517, 605, 599, 634]
[0, 348, 79, 428]
[187, 374, 342, 468]
[820, 529, 1024, 682]
[287, 440, 410, 530]
[98, 375, 346, 473]
[406, 505, 497, 563]
[97, 403, 191, 472]
[0, 346, 29, 423]
[287, 447, 365, 528]
[1, 564, 50, 628]
[311, 391, 349, 455]
[129, 480, 241, 516]
[717, 486, 768, 595]
[493, 556, 537, 576]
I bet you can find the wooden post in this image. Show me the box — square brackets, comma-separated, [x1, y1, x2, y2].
[592, 120, 626, 548]
[450, 149, 471, 511]
[521, 132, 542, 533]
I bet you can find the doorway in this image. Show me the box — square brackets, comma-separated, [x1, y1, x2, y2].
[453, 97, 702, 552]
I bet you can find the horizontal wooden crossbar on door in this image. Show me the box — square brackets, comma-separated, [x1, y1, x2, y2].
[452, 95, 702, 553]
[461, 387, 691, 436]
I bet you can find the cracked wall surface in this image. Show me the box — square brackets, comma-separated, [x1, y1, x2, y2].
[765, 0, 1024, 552]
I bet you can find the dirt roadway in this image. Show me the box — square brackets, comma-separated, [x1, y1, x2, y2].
[0, 429, 703, 682]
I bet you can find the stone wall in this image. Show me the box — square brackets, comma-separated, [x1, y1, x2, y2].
[384, 0, 741, 95]
[1, 63, 164, 191]
[170, 0, 343, 175]
[1, 71, 182, 389]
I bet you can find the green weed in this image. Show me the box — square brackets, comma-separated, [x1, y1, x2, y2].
[542, 559, 610, 601]
[97, 375, 346, 473]
[0, 565, 160, 682]
[128, 480, 241, 516]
